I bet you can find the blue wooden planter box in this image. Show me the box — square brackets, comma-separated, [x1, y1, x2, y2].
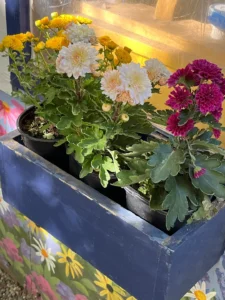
[1, 130, 225, 300]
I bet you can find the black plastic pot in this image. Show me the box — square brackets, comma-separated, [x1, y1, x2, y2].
[17, 106, 69, 171]
[125, 186, 189, 235]
[69, 155, 126, 207]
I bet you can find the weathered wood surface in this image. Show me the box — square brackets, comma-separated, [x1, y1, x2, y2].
[1, 131, 225, 300]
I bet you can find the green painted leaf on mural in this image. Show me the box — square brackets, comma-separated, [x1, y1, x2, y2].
[5, 232, 20, 248]
[0, 220, 6, 235]
[80, 278, 97, 292]
[73, 281, 89, 297]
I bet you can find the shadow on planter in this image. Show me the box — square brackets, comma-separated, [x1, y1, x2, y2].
[69, 155, 126, 208]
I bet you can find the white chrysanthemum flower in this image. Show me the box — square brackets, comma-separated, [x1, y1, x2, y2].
[0, 197, 10, 215]
[65, 23, 97, 44]
[145, 58, 170, 84]
[184, 281, 216, 300]
[101, 70, 122, 101]
[118, 62, 152, 105]
[31, 237, 56, 273]
[56, 42, 98, 79]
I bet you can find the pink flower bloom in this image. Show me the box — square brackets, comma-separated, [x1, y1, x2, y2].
[215, 77, 225, 95]
[31, 272, 57, 300]
[0, 237, 23, 262]
[213, 128, 221, 139]
[191, 59, 223, 82]
[195, 83, 223, 114]
[167, 65, 198, 88]
[194, 167, 206, 179]
[166, 112, 194, 137]
[0, 125, 6, 136]
[166, 86, 192, 110]
[0, 99, 24, 128]
[211, 106, 222, 121]
[25, 274, 39, 296]
[75, 295, 88, 300]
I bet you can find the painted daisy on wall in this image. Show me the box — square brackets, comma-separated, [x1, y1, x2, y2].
[57, 244, 83, 278]
[184, 281, 216, 300]
[94, 270, 127, 300]
[0, 197, 10, 215]
[31, 237, 56, 273]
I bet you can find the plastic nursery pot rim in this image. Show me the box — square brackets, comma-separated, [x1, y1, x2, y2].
[124, 186, 167, 216]
[16, 106, 59, 143]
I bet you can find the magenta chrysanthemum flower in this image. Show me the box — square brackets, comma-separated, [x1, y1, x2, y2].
[212, 106, 223, 121]
[215, 77, 225, 95]
[194, 167, 206, 179]
[166, 86, 193, 110]
[213, 128, 221, 139]
[191, 59, 223, 82]
[195, 83, 224, 114]
[166, 112, 194, 137]
[167, 65, 198, 88]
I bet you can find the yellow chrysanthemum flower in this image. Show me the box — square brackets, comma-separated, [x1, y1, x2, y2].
[115, 47, 132, 64]
[2, 35, 24, 52]
[94, 270, 126, 300]
[51, 12, 58, 19]
[49, 15, 77, 29]
[36, 41, 45, 51]
[0, 43, 5, 52]
[46, 36, 69, 51]
[106, 40, 118, 50]
[14, 32, 35, 43]
[40, 16, 49, 25]
[124, 46, 132, 53]
[75, 15, 92, 24]
[99, 36, 111, 47]
[57, 245, 83, 278]
[105, 52, 114, 61]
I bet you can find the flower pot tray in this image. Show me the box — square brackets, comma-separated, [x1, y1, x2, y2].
[1, 130, 225, 300]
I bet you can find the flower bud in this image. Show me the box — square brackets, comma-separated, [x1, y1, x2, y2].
[121, 113, 129, 122]
[35, 20, 41, 27]
[36, 41, 45, 50]
[102, 103, 112, 112]
[51, 12, 59, 19]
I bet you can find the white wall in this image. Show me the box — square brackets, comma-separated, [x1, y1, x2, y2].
[0, 0, 11, 94]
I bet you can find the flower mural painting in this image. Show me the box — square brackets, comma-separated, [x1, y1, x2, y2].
[0, 237, 23, 263]
[57, 245, 84, 278]
[0, 99, 24, 129]
[31, 237, 56, 273]
[94, 270, 127, 300]
[0, 196, 10, 215]
[184, 281, 216, 300]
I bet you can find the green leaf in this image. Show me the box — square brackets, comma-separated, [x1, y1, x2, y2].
[78, 137, 99, 148]
[80, 156, 93, 178]
[54, 138, 67, 147]
[80, 278, 97, 292]
[99, 165, 110, 188]
[150, 186, 167, 210]
[74, 145, 84, 164]
[102, 156, 115, 173]
[148, 144, 186, 183]
[191, 140, 225, 156]
[73, 281, 89, 296]
[163, 176, 195, 230]
[108, 150, 120, 173]
[91, 154, 103, 169]
[56, 117, 72, 130]
[190, 155, 225, 198]
[45, 88, 56, 104]
[125, 141, 158, 157]
[72, 114, 82, 127]
[71, 103, 81, 115]
[216, 161, 225, 175]
[178, 109, 194, 126]
[67, 134, 80, 144]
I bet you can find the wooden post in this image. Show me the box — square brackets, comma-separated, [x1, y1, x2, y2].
[154, 0, 178, 21]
